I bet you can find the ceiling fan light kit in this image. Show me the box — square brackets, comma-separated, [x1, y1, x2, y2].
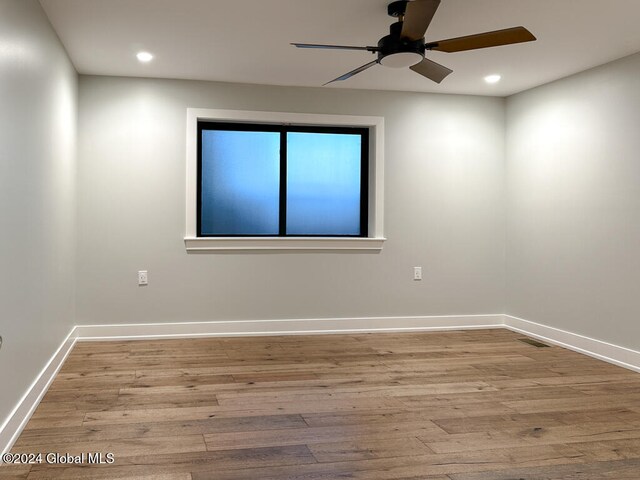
[377, 20, 425, 68]
[292, 0, 536, 85]
[379, 51, 423, 68]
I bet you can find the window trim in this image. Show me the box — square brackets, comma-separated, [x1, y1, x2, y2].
[185, 108, 385, 252]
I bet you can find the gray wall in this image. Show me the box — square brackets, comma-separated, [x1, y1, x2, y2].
[77, 76, 506, 325]
[506, 52, 640, 350]
[0, 0, 77, 426]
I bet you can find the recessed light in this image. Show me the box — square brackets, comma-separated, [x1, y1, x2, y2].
[136, 51, 154, 63]
[484, 74, 501, 84]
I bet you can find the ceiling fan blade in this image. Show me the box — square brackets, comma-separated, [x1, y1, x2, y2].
[401, 0, 441, 41]
[427, 26, 536, 53]
[292, 43, 377, 52]
[410, 57, 453, 84]
[324, 60, 378, 86]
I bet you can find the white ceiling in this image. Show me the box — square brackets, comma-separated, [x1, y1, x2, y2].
[40, 0, 640, 97]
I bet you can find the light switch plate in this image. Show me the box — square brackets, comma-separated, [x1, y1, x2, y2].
[138, 270, 148, 286]
[413, 266, 422, 281]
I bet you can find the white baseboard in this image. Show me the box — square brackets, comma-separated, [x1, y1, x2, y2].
[0, 327, 78, 456]
[74, 314, 504, 340]
[503, 314, 640, 374]
[3, 313, 640, 457]
[78, 315, 640, 374]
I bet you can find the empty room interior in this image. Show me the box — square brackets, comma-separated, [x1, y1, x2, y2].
[3, 0, 640, 478]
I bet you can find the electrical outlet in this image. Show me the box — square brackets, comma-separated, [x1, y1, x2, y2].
[413, 266, 422, 281]
[138, 270, 148, 286]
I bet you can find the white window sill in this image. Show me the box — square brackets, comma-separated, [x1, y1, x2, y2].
[184, 237, 386, 252]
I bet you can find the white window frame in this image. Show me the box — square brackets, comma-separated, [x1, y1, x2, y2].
[185, 108, 385, 252]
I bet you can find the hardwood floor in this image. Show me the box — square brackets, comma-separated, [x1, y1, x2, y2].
[4, 329, 640, 479]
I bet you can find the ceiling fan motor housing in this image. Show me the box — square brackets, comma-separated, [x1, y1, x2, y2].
[387, 0, 409, 18]
[378, 21, 425, 68]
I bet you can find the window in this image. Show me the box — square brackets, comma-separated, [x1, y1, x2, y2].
[185, 109, 385, 252]
[198, 123, 368, 237]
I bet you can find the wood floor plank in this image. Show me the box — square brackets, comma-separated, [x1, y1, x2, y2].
[99, 475, 192, 480]
[422, 420, 640, 454]
[502, 393, 640, 414]
[13, 434, 207, 458]
[446, 458, 640, 479]
[213, 381, 498, 408]
[8, 329, 640, 479]
[171, 444, 586, 479]
[302, 410, 448, 428]
[0, 464, 31, 480]
[26, 445, 317, 479]
[14, 414, 307, 447]
[202, 421, 446, 451]
[48, 372, 235, 392]
[307, 436, 432, 462]
[432, 408, 640, 434]
[570, 437, 640, 462]
[21, 412, 86, 430]
[81, 397, 407, 426]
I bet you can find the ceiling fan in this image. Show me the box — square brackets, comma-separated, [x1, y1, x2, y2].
[292, 0, 536, 85]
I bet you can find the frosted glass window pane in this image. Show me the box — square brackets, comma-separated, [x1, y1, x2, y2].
[200, 130, 280, 235]
[286, 132, 362, 235]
